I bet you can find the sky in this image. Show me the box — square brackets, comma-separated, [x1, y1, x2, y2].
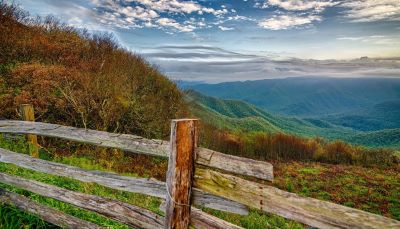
[13, 0, 400, 82]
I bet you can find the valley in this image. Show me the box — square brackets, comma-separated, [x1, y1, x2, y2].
[183, 78, 400, 148]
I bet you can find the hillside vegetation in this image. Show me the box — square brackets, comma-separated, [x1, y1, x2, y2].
[187, 90, 400, 148]
[186, 77, 400, 118]
[187, 90, 399, 167]
[187, 89, 352, 135]
[0, 2, 187, 139]
[324, 100, 400, 131]
[185, 77, 400, 149]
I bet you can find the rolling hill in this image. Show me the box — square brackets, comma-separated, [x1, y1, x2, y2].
[186, 90, 400, 148]
[184, 77, 400, 118]
[323, 100, 400, 131]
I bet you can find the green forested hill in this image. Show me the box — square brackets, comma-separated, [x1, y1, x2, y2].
[323, 100, 400, 131]
[347, 129, 400, 148]
[186, 90, 400, 148]
[186, 77, 400, 117]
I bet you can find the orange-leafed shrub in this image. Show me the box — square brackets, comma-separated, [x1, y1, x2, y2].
[0, 2, 187, 138]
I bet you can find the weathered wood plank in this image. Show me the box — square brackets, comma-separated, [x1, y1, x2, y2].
[0, 188, 104, 229]
[165, 119, 197, 229]
[0, 147, 248, 215]
[0, 172, 242, 229]
[19, 105, 39, 157]
[190, 208, 243, 229]
[160, 201, 243, 229]
[0, 120, 273, 181]
[0, 120, 169, 157]
[194, 168, 400, 229]
[196, 147, 273, 181]
[0, 172, 164, 229]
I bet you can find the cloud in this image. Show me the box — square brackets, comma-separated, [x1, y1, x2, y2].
[337, 35, 400, 45]
[131, 0, 209, 14]
[226, 15, 254, 21]
[156, 18, 195, 32]
[258, 15, 321, 30]
[262, 0, 337, 11]
[142, 45, 258, 62]
[119, 6, 159, 20]
[218, 25, 234, 31]
[90, 0, 230, 32]
[341, 0, 400, 22]
[140, 45, 400, 82]
[255, 1, 335, 30]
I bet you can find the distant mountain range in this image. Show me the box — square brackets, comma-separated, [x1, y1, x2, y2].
[183, 77, 400, 118]
[183, 77, 400, 148]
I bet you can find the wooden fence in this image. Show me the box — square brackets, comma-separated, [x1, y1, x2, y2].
[0, 105, 399, 228]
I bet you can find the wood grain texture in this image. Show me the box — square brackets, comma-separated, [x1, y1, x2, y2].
[0, 120, 273, 181]
[194, 168, 400, 229]
[196, 147, 273, 181]
[190, 208, 243, 229]
[165, 119, 197, 229]
[19, 105, 39, 157]
[0, 172, 164, 229]
[0, 147, 248, 215]
[0, 188, 104, 229]
[160, 201, 243, 229]
[0, 120, 169, 157]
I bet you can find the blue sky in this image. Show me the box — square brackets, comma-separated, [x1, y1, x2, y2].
[14, 0, 400, 82]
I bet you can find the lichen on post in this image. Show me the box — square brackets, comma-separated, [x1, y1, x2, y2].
[19, 104, 39, 157]
[165, 119, 198, 229]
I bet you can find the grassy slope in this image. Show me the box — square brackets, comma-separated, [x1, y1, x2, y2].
[0, 136, 304, 229]
[1, 136, 398, 229]
[186, 90, 400, 148]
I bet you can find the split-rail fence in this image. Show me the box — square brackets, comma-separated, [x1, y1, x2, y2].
[0, 104, 399, 229]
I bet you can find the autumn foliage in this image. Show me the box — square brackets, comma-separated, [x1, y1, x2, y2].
[200, 123, 399, 168]
[0, 2, 397, 169]
[0, 2, 187, 138]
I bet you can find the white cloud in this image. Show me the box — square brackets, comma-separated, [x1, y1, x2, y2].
[156, 18, 195, 32]
[255, 1, 335, 31]
[90, 0, 231, 33]
[227, 15, 254, 21]
[142, 46, 400, 82]
[119, 6, 159, 20]
[218, 25, 234, 31]
[132, 0, 201, 13]
[259, 15, 321, 30]
[132, 0, 228, 16]
[337, 35, 400, 45]
[341, 0, 400, 22]
[266, 0, 337, 11]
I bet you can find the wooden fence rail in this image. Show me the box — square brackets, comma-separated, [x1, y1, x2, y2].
[0, 188, 104, 229]
[0, 120, 273, 181]
[0, 172, 241, 229]
[0, 114, 399, 228]
[0, 147, 248, 215]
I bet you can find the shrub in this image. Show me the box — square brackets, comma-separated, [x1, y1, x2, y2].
[0, 1, 187, 139]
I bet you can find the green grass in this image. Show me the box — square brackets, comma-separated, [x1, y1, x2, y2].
[273, 161, 400, 220]
[1, 135, 399, 228]
[0, 135, 305, 228]
[0, 203, 59, 229]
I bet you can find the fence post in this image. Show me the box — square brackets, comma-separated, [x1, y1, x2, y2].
[165, 119, 198, 229]
[19, 104, 39, 158]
